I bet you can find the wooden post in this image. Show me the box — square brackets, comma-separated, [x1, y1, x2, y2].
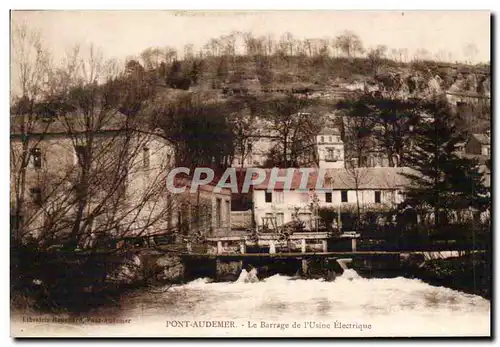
[301, 259, 308, 276]
[301, 239, 306, 253]
[269, 240, 276, 254]
[239, 240, 246, 254]
[351, 238, 357, 252]
[217, 241, 223, 254]
[322, 239, 328, 253]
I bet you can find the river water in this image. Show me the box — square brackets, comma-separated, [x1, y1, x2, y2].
[12, 269, 490, 337]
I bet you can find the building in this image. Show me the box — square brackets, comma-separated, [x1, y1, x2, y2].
[465, 133, 491, 157]
[10, 111, 231, 248]
[251, 167, 413, 231]
[231, 135, 276, 168]
[172, 177, 232, 239]
[316, 128, 345, 169]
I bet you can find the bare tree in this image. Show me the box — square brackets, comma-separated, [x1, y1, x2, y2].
[367, 44, 388, 75]
[11, 42, 176, 251]
[340, 167, 373, 230]
[334, 31, 364, 58]
[10, 22, 53, 242]
[262, 94, 324, 168]
[227, 97, 260, 168]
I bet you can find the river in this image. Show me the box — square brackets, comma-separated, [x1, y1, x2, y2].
[11, 269, 490, 337]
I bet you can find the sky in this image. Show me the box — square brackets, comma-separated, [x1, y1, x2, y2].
[11, 10, 491, 64]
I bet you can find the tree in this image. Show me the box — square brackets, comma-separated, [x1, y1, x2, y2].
[10, 22, 53, 243]
[10, 40, 186, 311]
[153, 92, 234, 172]
[341, 93, 421, 167]
[337, 96, 376, 167]
[367, 45, 388, 75]
[140, 47, 164, 71]
[334, 31, 364, 58]
[401, 97, 489, 236]
[340, 167, 372, 230]
[166, 60, 191, 90]
[226, 96, 260, 169]
[262, 94, 323, 168]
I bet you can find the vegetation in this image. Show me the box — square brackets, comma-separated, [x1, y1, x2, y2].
[401, 97, 490, 240]
[10, 22, 491, 312]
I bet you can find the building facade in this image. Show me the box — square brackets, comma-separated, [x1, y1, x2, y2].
[10, 114, 231, 247]
[251, 167, 411, 231]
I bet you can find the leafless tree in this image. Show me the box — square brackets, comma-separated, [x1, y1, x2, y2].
[262, 95, 324, 168]
[334, 31, 364, 58]
[367, 44, 388, 75]
[227, 98, 261, 169]
[11, 41, 177, 251]
[10, 22, 53, 242]
[339, 167, 373, 230]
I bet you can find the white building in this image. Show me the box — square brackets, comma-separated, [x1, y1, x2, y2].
[251, 167, 413, 230]
[316, 128, 345, 169]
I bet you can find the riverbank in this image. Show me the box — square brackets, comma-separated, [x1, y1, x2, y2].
[403, 252, 491, 300]
[11, 247, 491, 316]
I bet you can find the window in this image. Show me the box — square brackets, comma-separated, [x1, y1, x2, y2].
[30, 187, 42, 206]
[341, 190, 348, 203]
[75, 145, 89, 166]
[30, 148, 42, 169]
[482, 146, 490, 156]
[216, 198, 222, 228]
[325, 192, 332, 203]
[265, 191, 272, 203]
[275, 191, 284, 204]
[326, 148, 335, 161]
[321, 136, 324, 143]
[143, 147, 150, 169]
[375, 191, 381, 204]
[329, 136, 332, 142]
[225, 200, 231, 226]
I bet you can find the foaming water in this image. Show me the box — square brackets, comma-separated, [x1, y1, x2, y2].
[12, 269, 490, 337]
[236, 268, 259, 283]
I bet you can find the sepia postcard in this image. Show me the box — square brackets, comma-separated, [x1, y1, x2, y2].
[10, 10, 491, 338]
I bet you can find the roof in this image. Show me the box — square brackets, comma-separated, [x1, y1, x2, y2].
[252, 167, 415, 191]
[471, 133, 490, 145]
[10, 112, 174, 144]
[10, 110, 129, 135]
[318, 128, 341, 136]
